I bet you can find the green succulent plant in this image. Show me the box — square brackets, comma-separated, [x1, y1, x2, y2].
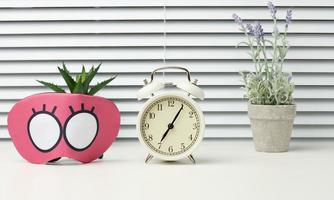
[37, 63, 116, 95]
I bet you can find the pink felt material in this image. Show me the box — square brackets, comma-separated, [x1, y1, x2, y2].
[8, 93, 120, 164]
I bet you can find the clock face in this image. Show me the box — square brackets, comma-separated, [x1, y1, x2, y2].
[137, 93, 204, 160]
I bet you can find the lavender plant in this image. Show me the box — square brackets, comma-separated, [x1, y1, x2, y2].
[233, 2, 294, 105]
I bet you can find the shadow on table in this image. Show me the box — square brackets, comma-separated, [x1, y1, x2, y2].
[147, 157, 225, 166]
[45, 157, 126, 166]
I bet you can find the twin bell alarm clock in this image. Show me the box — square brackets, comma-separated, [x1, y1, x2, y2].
[137, 66, 205, 163]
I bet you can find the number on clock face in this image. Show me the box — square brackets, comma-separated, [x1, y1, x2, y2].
[140, 96, 201, 156]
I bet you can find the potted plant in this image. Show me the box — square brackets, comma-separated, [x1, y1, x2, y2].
[233, 2, 296, 152]
[8, 63, 120, 164]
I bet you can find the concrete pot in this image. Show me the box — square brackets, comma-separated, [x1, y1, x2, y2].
[248, 104, 296, 152]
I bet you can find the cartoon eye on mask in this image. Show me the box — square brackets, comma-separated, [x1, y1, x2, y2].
[28, 104, 62, 152]
[8, 93, 120, 164]
[64, 104, 98, 151]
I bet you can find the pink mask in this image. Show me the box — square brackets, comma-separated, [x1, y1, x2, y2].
[8, 93, 120, 164]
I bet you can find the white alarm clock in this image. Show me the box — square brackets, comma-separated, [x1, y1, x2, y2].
[137, 66, 205, 163]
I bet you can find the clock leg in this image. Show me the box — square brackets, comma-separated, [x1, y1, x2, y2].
[188, 154, 196, 164]
[145, 154, 154, 164]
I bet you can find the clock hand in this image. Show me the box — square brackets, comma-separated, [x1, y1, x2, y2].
[160, 104, 184, 142]
[160, 127, 171, 142]
[170, 104, 184, 125]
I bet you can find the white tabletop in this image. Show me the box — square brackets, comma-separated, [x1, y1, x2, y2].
[0, 139, 333, 200]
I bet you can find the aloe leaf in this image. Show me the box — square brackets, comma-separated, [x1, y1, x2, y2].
[76, 74, 80, 82]
[88, 76, 116, 95]
[62, 62, 71, 74]
[82, 65, 100, 93]
[81, 65, 86, 82]
[96, 62, 102, 69]
[37, 80, 66, 93]
[72, 76, 84, 94]
[58, 65, 76, 93]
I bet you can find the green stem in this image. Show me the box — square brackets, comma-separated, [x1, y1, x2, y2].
[272, 18, 278, 72]
[280, 25, 289, 72]
[259, 39, 269, 80]
[241, 27, 259, 73]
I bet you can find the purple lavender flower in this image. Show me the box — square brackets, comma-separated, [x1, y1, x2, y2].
[267, 1, 277, 19]
[285, 9, 292, 25]
[253, 22, 264, 40]
[246, 23, 254, 35]
[232, 13, 244, 27]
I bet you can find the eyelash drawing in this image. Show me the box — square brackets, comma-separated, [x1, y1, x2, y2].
[32, 104, 57, 115]
[68, 103, 95, 114]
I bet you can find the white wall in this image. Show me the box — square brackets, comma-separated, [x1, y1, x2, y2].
[0, 0, 333, 138]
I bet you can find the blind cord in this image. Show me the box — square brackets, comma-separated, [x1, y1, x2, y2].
[162, 0, 167, 80]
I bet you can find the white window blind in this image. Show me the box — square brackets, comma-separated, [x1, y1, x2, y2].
[0, 0, 333, 138]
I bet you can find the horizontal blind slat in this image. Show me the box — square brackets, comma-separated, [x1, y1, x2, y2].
[2, 125, 334, 139]
[0, 7, 333, 21]
[1, 112, 333, 126]
[0, 47, 331, 60]
[0, 60, 333, 73]
[0, 21, 333, 34]
[1, 99, 334, 113]
[0, 34, 333, 47]
[0, 86, 332, 99]
[0, 0, 333, 8]
[0, 73, 333, 86]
